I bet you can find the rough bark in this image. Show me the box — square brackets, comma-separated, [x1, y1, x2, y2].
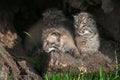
[0, 43, 42, 80]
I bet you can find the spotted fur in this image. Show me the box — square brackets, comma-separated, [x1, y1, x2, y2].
[74, 12, 100, 53]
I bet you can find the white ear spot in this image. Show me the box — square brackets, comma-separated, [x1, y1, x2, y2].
[73, 15, 77, 19]
[42, 12, 49, 17]
[73, 15, 76, 18]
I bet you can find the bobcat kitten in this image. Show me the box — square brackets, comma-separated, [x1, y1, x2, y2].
[42, 9, 80, 58]
[24, 9, 80, 58]
[74, 12, 100, 53]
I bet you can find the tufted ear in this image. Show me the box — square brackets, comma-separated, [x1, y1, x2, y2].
[42, 8, 52, 17]
[74, 15, 79, 22]
[42, 11, 49, 17]
[73, 15, 77, 20]
[73, 15, 79, 29]
[73, 15, 77, 18]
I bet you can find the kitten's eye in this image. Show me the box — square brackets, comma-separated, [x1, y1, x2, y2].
[51, 42, 55, 45]
[81, 30, 85, 33]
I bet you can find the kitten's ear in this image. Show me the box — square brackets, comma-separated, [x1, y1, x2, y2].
[42, 11, 49, 17]
[42, 13, 47, 16]
[73, 15, 79, 29]
[73, 15, 78, 21]
[73, 15, 77, 19]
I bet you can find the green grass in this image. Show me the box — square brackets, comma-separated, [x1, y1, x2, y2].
[44, 51, 120, 80]
[44, 68, 120, 80]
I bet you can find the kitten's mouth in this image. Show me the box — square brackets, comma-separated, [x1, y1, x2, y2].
[77, 27, 98, 38]
[77, 29, 92, 37]
[45, 47, 56, 53]
[43, 45, 59, 53]
[79, 30, 91, 36]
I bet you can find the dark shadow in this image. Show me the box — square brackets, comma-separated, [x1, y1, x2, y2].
[88, 2, 120, 63]
[39, 52, 51, 76]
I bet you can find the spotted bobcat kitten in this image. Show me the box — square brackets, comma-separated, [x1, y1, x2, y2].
[74, 12, 100, 53]
[42, 9, 80, 58]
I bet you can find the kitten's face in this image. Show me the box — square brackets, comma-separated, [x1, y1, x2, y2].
[74, 12, 97, 38]
[43, 32, 61, 53]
